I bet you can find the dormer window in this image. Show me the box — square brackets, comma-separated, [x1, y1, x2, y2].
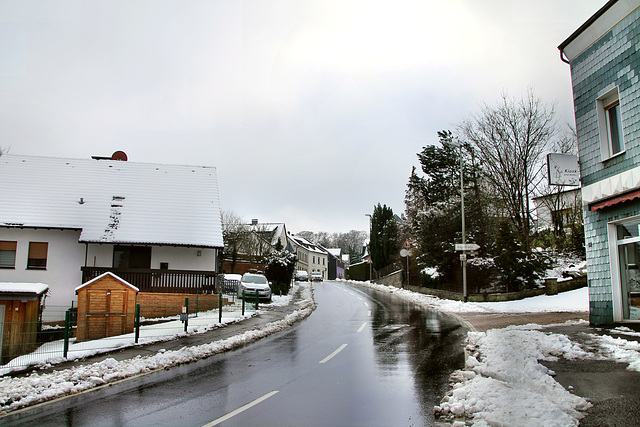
[597, 87, 625, 160]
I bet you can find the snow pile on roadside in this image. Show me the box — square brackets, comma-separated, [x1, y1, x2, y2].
[587, 332, 640, 371]
[435, 326, 592, 426]
[339, 279, 589, 313]
[0, 283, 316, 414]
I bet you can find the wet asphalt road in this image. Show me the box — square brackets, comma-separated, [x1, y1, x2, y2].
[3, 281, 466, 426]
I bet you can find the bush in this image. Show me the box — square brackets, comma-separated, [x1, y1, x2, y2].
[263, 247, 297, 296]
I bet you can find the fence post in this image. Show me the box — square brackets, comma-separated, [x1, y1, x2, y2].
[219, 292, 223, 323]
[184, 297, 189, 333]
[242, 290, 245, 315]
[63, 309, 70, 359]
[255, 292, 259, 311]
[134, 303, 140, 344]
[196, 290, 199, 318]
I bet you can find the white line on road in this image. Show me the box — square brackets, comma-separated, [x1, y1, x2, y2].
[357, 322, 367, 333]
[319, 344, 348, 364]
[363, 301, 369, 307]
[204, 390, 279, 426]
[368, 310, 372, 316]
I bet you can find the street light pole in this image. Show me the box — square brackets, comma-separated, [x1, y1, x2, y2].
[365, 213, 372, 281]
[447, 137, 467, 302]
[459, 142, 467, 303]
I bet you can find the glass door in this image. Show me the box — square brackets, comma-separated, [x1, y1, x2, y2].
[617, 222, 640, 320]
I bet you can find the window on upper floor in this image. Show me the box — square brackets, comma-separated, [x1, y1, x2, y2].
[27, 242, 48, 269]
[597, 87, 625, 160]
[0, 241, 17, 268]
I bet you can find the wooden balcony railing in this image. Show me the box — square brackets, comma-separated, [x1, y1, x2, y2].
[81, 267, 218, 294]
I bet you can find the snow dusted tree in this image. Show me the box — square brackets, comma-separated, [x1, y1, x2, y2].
[263, 241, 297, 295]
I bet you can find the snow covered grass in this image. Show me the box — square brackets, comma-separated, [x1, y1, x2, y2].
[338, 279, 589, 313]
[0, 284, 315, 414]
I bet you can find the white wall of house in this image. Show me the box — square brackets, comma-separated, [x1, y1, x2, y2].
[84, 244, 217, 270]
[0, 228, 84, 318]
[151, 246, 217, 270]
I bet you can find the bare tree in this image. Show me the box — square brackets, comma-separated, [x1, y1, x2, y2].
[461, 90, 556, 251]
[221, 210, 251, 273]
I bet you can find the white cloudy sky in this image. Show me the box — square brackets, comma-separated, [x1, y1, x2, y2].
[1, 0, 604, 233]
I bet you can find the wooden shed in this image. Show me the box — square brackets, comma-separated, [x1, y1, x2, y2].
[0, 283, 49, 364]
[75, 272, 138, 342]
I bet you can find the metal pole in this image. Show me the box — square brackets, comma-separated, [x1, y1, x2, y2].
[134, 303, 140, 344]
[219, 292, 223, 323]
[184, 297, 189, 333]
[460, 143, 468, 302]
[63, 309, 70, 359]
[242, 290, 245, 315]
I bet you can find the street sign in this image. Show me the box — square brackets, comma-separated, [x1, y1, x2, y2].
[455, 243, 480, 252]
[402, 239, 411, 250]
[400, 248, 412, 257]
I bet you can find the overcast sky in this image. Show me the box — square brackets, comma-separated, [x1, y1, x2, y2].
[1, 0, 605, 234]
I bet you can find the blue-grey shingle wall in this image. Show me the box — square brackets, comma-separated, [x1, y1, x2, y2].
[570, 8, 640, 325]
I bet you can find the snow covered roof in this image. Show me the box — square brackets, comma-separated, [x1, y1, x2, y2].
[75, 272, 139, 293]
[0, 282, 49, 296]
[0, 154, 223, 248]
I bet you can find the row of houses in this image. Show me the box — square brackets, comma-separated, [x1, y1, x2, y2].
[222, 221, 347, 281]
[0, 152, 348, 326]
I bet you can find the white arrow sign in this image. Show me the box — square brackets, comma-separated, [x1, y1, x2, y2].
[455, 243, 480, 252]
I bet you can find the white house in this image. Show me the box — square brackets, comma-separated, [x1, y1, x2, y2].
[0, 153, 224, 320]
[289, 235, 328, 279]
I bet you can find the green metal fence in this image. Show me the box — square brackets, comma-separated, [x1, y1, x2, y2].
[0, 295, 254, 374]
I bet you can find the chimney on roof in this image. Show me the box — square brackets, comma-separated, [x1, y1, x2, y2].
[91, 151, 128, 161]
[252, 219, 258, 225]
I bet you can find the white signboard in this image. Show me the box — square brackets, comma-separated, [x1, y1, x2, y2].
[455, 243, 480, 252]
[547, 153, 580, 186]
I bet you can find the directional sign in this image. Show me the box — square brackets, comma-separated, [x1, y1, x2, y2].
[455, 243, 480, 252]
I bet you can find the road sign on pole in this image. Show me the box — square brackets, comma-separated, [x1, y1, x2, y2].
[455, 243, 480, 252]
[402, 239, 411, 250]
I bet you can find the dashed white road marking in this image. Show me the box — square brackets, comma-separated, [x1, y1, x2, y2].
[204, 390, 279, 426]
[368, 310, 372, 316]
[319, 344, 349, 364]
[357, 322, 367, 333]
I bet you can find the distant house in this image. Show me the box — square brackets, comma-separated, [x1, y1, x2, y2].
[533, 188, 582, 233]
[0, 154, 224, 320]
[324, 248, 345, 280]
[222, 221, 290, 275]
[289, 235, 328, 279]
[559, 0, 640, 324]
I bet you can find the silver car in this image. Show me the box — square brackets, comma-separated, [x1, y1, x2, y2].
[237, 273, 272, 302]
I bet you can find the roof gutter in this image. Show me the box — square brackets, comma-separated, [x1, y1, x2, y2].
[557, 0, 618, 64]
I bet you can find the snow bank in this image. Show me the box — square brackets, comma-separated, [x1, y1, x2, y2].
[339, 279, 589, 313]
[435, 326, 592, 426]
[0, 283, 316, 414]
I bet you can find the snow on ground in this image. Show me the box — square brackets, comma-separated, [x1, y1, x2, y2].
[435, 326, 593, 426]
[0, 283, 315, 414]
[341, 279, 640, 426]
[338, 279, 589, 313]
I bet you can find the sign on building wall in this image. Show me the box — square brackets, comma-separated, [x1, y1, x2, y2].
[547, 153, 580, 186]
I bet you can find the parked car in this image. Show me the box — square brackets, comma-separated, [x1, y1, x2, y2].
[237, 273, 272, 302]
[311, 272, 323, 282]
[295, 270, 309, 281]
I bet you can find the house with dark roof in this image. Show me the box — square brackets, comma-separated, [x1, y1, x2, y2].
[0, 154, 224, 320]
[559, 0, 640, 324]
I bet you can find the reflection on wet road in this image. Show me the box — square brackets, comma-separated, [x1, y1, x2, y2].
[3, 281, 466, 427]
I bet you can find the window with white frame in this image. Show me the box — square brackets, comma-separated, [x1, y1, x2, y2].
[597, 87, 625, 159]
